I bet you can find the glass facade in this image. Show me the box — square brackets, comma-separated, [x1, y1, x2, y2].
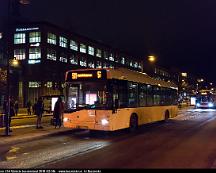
[59, 36, 67, 48]
[28, 48, 41, 64]
[59, 53, 67, 63]
[14, 33, 26, 44]
[69, 54, 78, 65]
[80, 57, 87, 67]
[104, 51, 108, 60]
[29, 32, 41, 43]
[121, 57, 125, 64]
[80, 43, 87, 53]
[88, 61, 95, 68]
[47, 33, 56, 45]
[70, 40, 78, 51]
[47, 49, 57, 61]
[29, 81, 41, 88]
[109, 53, 115, 61]
[14, 49, 26, 60]
[88, 46, 94, 56]
[96, 61, 102, 68]
[96, 49, 102, 58]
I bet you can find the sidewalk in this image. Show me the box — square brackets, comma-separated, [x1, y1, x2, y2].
[0, 124, 73, 145]
[11, 113, 52, 119]
[0, 112, 52, 120]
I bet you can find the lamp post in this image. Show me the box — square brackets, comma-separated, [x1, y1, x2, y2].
[5, 0, 30, 136]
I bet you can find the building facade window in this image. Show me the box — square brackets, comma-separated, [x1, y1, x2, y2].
[96, 61, 102, 68]
[14, 49, 26, 60]
[134, 61, 138, 68]
[88, 46, 94, 56]
[29, 32, 41, 43]
[47, 33, 56, 45]
[125, 58, 130, 66]
[80, 43, 87, 53]
[14, 33, 25, 44]
[121, 57, 125, 64]
[80, 57, 87, 67]
[138, 62, 142, 69]
[104, 51, 108, 60]
[109, 53, 115, 61]
[59, 53, 67, 63]
[115, 56, 119, 63]
[69, 54, 78, 65]
[109, 64, 114, 68]
[103, 62, 109, 68]
[47, 49, 57, 61]
[59, 36, 67, 48]
[28, 48, 41, 64]
[29, 81, 41, 88]
[96, 49, 102, 58]
[88, 61, 95, 68]
[70, 40, 78, 51]
[45, 81, 52, 88]
[130, 60, 133, 67]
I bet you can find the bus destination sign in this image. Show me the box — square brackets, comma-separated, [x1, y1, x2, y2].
[66, 70, 107, 81]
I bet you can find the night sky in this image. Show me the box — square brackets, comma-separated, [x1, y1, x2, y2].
[1, 0, 216, 82]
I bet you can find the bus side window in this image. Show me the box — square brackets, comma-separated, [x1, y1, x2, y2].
[128, 82, 138, 107]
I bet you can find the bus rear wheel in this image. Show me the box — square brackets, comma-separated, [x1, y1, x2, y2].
[129, 114, 138, 132]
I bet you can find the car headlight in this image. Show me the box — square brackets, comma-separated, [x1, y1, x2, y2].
[208, 103, 214, 107]
[196, 103, 200, 107]
[101, 119, 109, 125]
[63, 117, 69, 122]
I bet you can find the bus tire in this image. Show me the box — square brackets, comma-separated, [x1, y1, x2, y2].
[164, 110, 170, 122]
[129, 114, 138, 132]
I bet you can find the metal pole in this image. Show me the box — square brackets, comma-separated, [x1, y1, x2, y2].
[5, 0, 12, 136]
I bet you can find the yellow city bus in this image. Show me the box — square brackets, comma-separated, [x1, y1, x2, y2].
[63, 68, 178, 131]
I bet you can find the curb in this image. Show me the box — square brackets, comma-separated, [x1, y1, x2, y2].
[11, 114, 52, 120]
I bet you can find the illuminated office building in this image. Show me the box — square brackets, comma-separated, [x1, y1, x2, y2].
[3, 22, 143, 106]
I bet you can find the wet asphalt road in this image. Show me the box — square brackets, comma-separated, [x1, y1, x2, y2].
[1, 108, 216, 168]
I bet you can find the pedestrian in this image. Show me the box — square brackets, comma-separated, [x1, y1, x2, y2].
[35, 97, 44, 129]
[53, 96, 64, 128]
[14, 100, 19, 116]
[3, 98, 15, 132]
[27, 100, 32, 116]
[32, 98, 37, 115]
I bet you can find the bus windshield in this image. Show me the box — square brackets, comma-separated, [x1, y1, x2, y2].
[65, 81, 112, 111]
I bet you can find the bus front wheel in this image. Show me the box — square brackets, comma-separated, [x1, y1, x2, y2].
[129, 114, 138, 132]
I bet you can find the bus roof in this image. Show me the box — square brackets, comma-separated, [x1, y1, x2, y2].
[66, 68, 178, 90]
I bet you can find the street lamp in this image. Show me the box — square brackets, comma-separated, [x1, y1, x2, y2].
[5, 57, 20, 135]
[148, 55, 156, 63]
[19, 0, 30, 5]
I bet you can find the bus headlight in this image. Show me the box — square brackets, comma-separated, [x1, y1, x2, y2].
[208, 103, 214, 107]
[101, 119, 109, 125]
[196, 103, 200, 107]
[63, 117, 69, 122]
